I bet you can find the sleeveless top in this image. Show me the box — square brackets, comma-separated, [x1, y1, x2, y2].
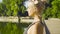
[23, 21, 43, 34]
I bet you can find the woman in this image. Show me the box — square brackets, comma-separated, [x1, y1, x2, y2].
[24, 0, 47, 34]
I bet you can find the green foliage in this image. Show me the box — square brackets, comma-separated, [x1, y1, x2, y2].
[0, 0, 26, 16]
[0, 0, 60, 34]
[0, 3, 6, 16]
[0, 22, 24, 34]
[0, 0, 26, 34]
[43, 0, 60, 19]
[0, 22, 30, 34]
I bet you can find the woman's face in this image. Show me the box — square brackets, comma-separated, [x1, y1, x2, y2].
[27, 8, 35, 17]
[26, 0, 39, 17]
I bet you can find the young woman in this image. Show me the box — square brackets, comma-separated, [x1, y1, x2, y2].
[24, 0, 47, 34]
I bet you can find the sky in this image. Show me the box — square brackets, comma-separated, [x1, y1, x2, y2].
[0, 0, 2, 2]
[24, 1, 30, 8]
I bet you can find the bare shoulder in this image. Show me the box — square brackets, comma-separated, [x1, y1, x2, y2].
[27, 22, 43, 34]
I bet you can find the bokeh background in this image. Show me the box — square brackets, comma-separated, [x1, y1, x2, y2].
[0, 0, 60, 34]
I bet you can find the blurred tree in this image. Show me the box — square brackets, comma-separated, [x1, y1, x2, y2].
[51, 0, 60, 18]
[0, 0, 60, 34]
[0, 0, 26, 34]
[0, 3, 6, 16]
[0, 0, 26, 16]
[0, 22, 24, 34]
[43, 0, 60, 19]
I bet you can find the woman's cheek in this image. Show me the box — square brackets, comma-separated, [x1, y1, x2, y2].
[27, 8, 33, 16]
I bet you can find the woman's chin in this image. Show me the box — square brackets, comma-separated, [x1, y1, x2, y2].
[29, 14, 32, 16]
[29, 14, 34, 17]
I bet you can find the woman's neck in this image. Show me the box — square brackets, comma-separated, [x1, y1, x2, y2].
[33, 15, 42, 23]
